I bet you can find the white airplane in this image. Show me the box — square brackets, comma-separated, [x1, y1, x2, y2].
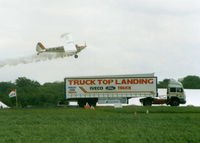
[36, 42, 86, 58]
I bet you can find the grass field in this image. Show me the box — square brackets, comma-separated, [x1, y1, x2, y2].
[0, 106, 200, 143]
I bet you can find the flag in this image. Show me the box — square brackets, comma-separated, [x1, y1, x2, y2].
[9, 89, 17, 98]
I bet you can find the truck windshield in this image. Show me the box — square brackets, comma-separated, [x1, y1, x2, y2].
[170, 88, 176, 92]
[177, 88, 183, 92]
[170, 88, 183, 93]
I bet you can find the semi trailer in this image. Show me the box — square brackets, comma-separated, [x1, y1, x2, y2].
[64, 73, 186, 107]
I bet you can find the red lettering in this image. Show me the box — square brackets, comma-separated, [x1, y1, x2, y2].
[115, 79, 120, 85]
[121, 79, 126, 84]
[98, 80, 102, 84]
[148, 79, 153, 84]
[127, 79, 133, 84]
[74, 80, 79, 85]
[132, 79, 138, 84]
[98, 80, 114, 85]
[118, 86, 131, 90]
[68, 80, 96, 85]
[69, 78, 154, 85]
[68, 80, 73, 85]
[90, 80, 96, 85]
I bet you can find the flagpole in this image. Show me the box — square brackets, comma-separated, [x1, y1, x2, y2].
[16, 89, 18, 108]
[9, 89, 18, 108]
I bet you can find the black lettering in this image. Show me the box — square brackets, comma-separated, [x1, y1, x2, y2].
[90, 86, 103, 90]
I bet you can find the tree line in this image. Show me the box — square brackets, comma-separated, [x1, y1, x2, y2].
[0, 75, 200, 107]
[158, 75, 200, 89]
[0, 77, 64, 107]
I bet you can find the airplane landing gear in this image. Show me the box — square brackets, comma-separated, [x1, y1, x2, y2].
[74, 55, 78, 58]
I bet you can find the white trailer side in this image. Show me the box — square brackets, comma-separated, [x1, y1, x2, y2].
[65, 74, 157, 107]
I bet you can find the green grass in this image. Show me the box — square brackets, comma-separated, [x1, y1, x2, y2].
[0, 107, 200, 143]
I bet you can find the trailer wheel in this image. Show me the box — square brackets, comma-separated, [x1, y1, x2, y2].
[170, 98, 180, 106]
[142, 99, 152, 106]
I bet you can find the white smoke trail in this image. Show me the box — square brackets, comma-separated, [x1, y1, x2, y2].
[0, 53, 69, 68]
[0, 33, 76, 68]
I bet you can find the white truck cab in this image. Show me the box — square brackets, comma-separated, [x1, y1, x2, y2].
[140, 79, 186, 106]
[167, 79, 186, 106]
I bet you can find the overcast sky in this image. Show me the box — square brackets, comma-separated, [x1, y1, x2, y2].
[0, 0, 200, 83]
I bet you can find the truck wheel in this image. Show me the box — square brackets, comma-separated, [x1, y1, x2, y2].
[170, 98, 180, 106]
[143, 99, 152, 106]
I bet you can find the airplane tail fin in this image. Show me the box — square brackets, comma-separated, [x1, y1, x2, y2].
[36, 42, 46, 53]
